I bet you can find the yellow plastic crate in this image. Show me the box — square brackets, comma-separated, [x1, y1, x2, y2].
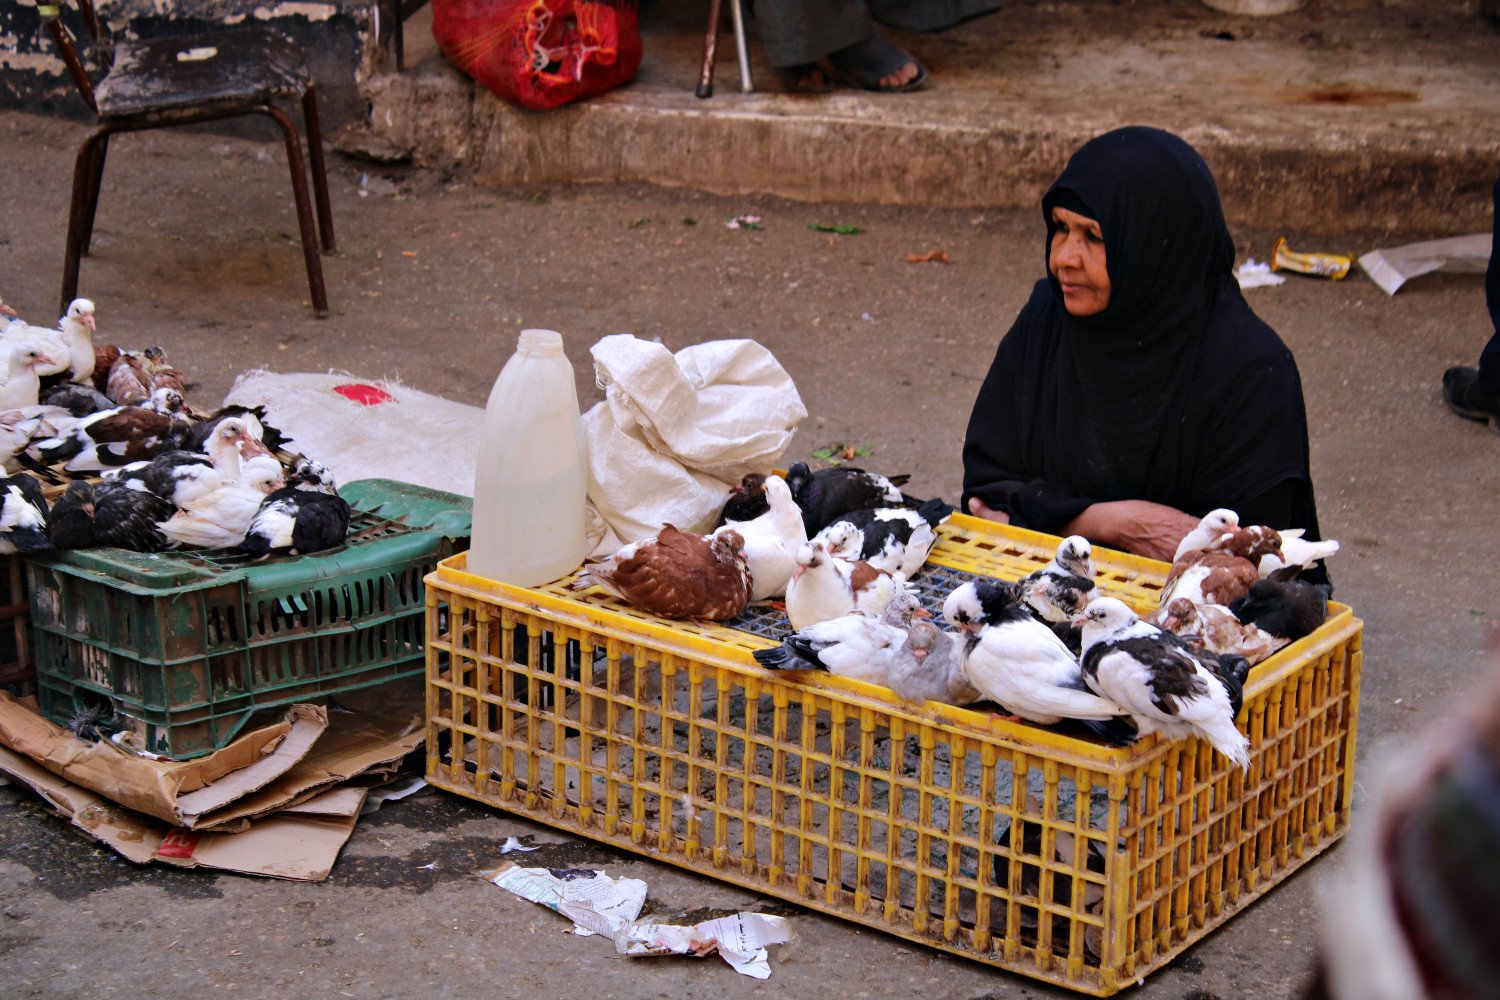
[423, 514, 1361, 995]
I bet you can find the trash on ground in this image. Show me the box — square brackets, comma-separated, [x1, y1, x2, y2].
[488, 864, 793, 978]
[358, 775, 428, 815]
[1270, 237, 1352, 279]
[1235, 257, 1286, 289]
[904, 249, 950, 264]
[808, 223, 863, 235]
[1357, 232, 1490, 295]
[727, 215, 763, 230]
[499, 835, 539, 853]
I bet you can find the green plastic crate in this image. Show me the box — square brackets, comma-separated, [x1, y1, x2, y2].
[29, 479, 472, 758]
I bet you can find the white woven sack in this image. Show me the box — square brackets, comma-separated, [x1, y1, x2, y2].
[584, 335, 805, 551]
[223, 369, 484, 497]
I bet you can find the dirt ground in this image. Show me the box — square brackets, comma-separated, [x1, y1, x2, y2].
[1, 102, 1498, 1000]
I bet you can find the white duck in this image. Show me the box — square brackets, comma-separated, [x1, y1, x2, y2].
[156, 454, 286, 549]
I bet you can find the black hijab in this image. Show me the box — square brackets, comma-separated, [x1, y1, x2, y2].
[962, 127, 1322, 548]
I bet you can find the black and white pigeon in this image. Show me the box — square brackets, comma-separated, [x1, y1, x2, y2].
[784, 460, 910, 536]
[752, 590, 926, 685]
[37, 380, 115, 417]
[1017, 534, 1097, 652]
[1228, 578, 1330, 643]
[812, 496, 953, 577]
[238, 458, 351, 557]
[888, 619, 981, 707]
[1076, 597, 1251, 770]
[0, 473, 51, 554]
[942, 580, 1134, 738]
[1255, 528, 1341, 580]
[93, 479, 175, 551]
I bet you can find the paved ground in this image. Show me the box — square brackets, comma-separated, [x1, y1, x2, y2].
[1, 3, 1498, 996]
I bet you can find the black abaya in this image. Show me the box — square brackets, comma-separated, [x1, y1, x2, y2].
[961, 127, 1325, 563]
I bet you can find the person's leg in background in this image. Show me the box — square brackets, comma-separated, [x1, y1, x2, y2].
[1442, 173, 1500, 428]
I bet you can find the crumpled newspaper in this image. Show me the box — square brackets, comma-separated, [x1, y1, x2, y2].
[488, 865, 792, 979]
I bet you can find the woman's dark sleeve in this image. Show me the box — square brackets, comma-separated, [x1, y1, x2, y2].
[960, 300, 1098, 533]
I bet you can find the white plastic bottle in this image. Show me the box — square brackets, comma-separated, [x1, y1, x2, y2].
[468, 329, 589, 586]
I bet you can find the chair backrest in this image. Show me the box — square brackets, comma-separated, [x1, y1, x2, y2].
[38, 1, 111, 112]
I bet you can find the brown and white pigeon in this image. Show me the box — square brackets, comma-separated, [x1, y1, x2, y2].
[1078, 597, 1250, 770]
[716, 471, 770, 527]
[752, 589, 926, 685]
[573, 524, 752, 621]
[716, 474, 806, 602]
[1256, 528, 1340, 579]
[1156, 597, 1282, 665]
[1155, 525, 1282, 615]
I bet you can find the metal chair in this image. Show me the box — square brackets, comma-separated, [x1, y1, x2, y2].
[40, 1, 335, 317]
[697, 0, 753, 98]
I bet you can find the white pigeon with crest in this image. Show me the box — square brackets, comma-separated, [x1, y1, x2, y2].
[943, 580, 1129, 726]
[752, 590, 925, 685]
[1077, 597, 1250, 770]
[717, 474, 806, 601]
[1172, 508, 1240, 564]
[156, 454, 286, 549]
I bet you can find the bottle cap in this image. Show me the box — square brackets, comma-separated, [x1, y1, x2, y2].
[517, 329, 564, 354]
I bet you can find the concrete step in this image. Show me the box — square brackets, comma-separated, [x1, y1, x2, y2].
[352, 0, 1500, 237]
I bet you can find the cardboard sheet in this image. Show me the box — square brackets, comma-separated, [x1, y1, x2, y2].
[0, 745, 360, 880]
[0, 692, 327, 827]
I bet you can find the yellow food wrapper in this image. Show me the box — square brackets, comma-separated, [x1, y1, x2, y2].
[1271, 237, 1353, 280]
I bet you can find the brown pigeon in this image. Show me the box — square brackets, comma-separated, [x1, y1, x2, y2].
[573, 524, 751, 620]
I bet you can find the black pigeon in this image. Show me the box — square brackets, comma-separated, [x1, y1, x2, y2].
[38, 381, 115, 417]
[1229, 578, 1330, 642]
[784, 460, 910, 536]
[93, 479, 175, 551]
[46, 481, 99, 549]
[67, 702, 116, 743]
[0, 473, 52, 555]
[715, 472, 770, 527]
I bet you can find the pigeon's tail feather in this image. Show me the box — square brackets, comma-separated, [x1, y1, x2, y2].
[915, 496, 955, 528]
[1197, 720, 1251, 772]
[885, 474, 911, 488]
[752, 643, 819, 671]
[1077, 715, 1139, 747]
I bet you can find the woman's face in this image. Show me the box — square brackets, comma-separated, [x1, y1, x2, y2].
[1048, 207, 1111, 317]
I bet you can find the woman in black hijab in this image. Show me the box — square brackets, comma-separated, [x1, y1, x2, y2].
[962, 126, 1325, 567]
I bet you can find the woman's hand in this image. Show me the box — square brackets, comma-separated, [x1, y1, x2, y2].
[967, 497, 1010, 524]
[1062, 500, 1198, 563]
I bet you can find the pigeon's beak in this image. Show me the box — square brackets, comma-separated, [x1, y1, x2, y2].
[913, 607, 933, 620]
[912, 647, 928, 665]
[238, 434, 272, 459]
[792, 564, 806, 581]
[36, 353, 58, 368]
[1070, 613, 1088, 629]
[83, 313, 96, 332]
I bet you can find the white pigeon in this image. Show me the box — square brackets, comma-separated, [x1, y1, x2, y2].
[1172, 508, 1240, 564]
[944, 580, 1130, 726]
[1076, 597, 1250, 770]
[156, 454, 286, 549]
[1256, 527, 1340, 579]
[784, 534, 907, 630]
[719, 474, 806, 601]
[0, 344, 59, 410]
[2, 298, 94, 382]
[888, 620, 981, 707]
[751, 590, 926, 685]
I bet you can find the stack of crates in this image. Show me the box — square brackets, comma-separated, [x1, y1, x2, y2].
[422, 515, 1361, 996]
[30, 479, 471, 759]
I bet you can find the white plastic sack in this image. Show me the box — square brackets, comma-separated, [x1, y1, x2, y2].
[584, 335, 805, 553]
[1358, 233, 1490, 296]
[223, 370, 484, 496]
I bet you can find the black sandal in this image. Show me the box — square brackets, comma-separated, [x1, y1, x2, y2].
[826, 34, 928, 93]
[775, 62, 834, 94]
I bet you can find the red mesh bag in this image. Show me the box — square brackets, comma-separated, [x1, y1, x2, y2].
[431, 0, 642, 111]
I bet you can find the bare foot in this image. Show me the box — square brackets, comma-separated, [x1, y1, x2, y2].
[878, 62, 920, 90]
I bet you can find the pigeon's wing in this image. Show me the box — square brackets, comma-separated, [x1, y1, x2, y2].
[5, 473, 48, 516]
[290, 494, 351, 553]
[972, 620, 1124, 720]
[807, 618, 905, 683]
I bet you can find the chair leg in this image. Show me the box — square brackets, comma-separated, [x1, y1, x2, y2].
[728, 0, 753, 94]
[61, 127, 111, 315]
[697, 0, 725, 99]
[302, 87, 336, 253]
[263, 106, 329, 318]
[81, 133, 109, 257]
